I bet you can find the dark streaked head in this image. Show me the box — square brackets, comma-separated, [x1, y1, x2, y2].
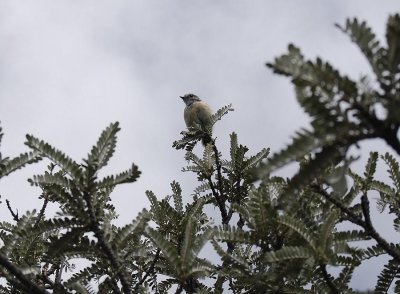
[180, 93, 201, 106]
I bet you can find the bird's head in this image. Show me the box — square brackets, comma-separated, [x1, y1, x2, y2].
[180, 93, 201, 106]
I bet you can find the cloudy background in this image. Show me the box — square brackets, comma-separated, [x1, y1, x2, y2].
[0, 1, 399, 291]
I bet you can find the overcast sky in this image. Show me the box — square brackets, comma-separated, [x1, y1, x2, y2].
[0, 1, 399, 292]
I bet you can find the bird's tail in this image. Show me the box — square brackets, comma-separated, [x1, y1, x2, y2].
[201, 131, 212, 146]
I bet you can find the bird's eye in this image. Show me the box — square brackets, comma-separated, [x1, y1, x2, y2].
[188, 94, 194, 97]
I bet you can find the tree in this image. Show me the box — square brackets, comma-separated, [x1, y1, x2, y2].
[0, 13, 399, 294]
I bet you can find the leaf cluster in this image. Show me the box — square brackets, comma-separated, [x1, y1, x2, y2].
[0, 12, 400, 294]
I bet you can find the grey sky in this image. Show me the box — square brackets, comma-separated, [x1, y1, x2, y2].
[0, 1, 399, 292]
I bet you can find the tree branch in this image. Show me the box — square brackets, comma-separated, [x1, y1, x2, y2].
[210, 141, 229, 224]
[0, 253, 49, 294]
[5, 199, 19, 221]
[207, 177, 229, 224]
[311, 185, 364, 227]
[313, 185, 400, 263]
[212, 141, 225, 200]
[381, 128, 400, 156]
[210, 140, 235, 292]
[360, 194, 400, 263]
[34, 196, 49, 227]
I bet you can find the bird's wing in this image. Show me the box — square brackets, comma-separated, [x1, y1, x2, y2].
[195, 102, 213, 130]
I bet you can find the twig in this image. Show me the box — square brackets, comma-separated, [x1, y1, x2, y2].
[349, 99, 400, 156]
[319, 263, 340, 294]
[207, 177, 229, 224]
[134, 248, 161, 290]
[311, 185, 364, 227]
[313, 185, 400, 263]
[212, 141, 225, 201]
[210, 141, 229, 224]
[34, 197, 49, 227]
[228, 174, 246, 228]
[5, 199, 19, 221]
[210, 140, 235, 292]
[360, 194, 400, 263]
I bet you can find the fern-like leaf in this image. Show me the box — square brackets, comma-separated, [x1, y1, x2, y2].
[243, 148, 269, 172]
[0, 151, 42, 178]
[209, 104, 234, 126]
[336, 18, 388, 83]
[145, 227, 180, 271]
[211, 239, 249, 268]
[277, 215, 317, 251]
[336, 265, 356, 291]
[264, 246, 314, 262]
[213, 225, 253, 244]
[170, 181, 183, 213]
[285, 144, 342, 197]
[257, 129, 329, 176]
[363, 151, 378, 191]
[382, 152, 400, 191]
[112, 209, 149, 249]
[318, 211, 338, 254]
[375, 258, 399, 293]
[87, 122, 120, 169]
[386, 14, 400, 75]
[267, 44, 305, 77]
[25, 135, 82, 180]
[97, 163, 141, 188]
[28, 172, 72, 189]
[180, 217, 197, 269]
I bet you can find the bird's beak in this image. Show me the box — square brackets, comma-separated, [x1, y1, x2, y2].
[180, 96, 184, 99]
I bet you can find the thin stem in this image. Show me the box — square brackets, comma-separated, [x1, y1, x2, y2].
[311, 185, 364, 227]
[5, 199, 19, 221]
[360, 194, 400, 263]
[212, 141, 225, 200]
[319, 263, 340, 294]
[314, 185, 400, 263]
[134, 249, 161, 290]
[34, 196, 49, 227]
[209, 140, 235, 292]
[207, 177, 229, 224]
[210, 141, 229, 224]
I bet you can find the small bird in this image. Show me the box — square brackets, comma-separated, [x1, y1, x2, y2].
[180, 93, 213, 145]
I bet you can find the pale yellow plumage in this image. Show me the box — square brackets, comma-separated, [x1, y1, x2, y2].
[180, 93, 213, 145]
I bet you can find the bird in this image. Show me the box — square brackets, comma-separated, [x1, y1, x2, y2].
[180, 93, 213, 145]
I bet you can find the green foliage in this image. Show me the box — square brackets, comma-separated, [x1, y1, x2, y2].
[0, 122, 149, 293]
[0, 151, 42, 178]
[260, 13, 400, 200]
[0, 12, 400, 294]
[86, 122, 119, 170]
